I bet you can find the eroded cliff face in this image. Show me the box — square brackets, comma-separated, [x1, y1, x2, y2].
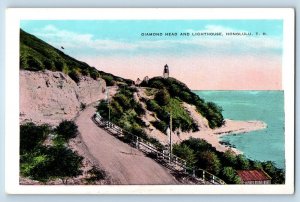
[20, 70, 106, 126]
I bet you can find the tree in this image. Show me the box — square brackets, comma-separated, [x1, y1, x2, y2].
[197, 151, 221, 175]
[222, 150, 237, 167]
[220, 167, 241, 184]
[55, 120, 79, 141]
[182, 138, 212, 153]
[172, 144, 196, 167]
[262, 161, 285, 184]
[252, 160, 263, 170]
[236, 155, 250, 170]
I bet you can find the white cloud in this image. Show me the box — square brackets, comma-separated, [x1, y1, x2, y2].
[32, 24, 282, 57]
[33, 25, 137, 51]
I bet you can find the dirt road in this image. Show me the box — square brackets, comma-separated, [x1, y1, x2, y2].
[75, 103, 178, 185]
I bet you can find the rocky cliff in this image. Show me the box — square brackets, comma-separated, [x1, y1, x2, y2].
[20, 70, 106, 126]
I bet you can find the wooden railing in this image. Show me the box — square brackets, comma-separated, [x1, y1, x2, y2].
[92, 112, 226, 185]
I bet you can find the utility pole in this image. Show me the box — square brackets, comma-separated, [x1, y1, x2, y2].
[106, 87, 111, 127]
[169, 112, 172, 161]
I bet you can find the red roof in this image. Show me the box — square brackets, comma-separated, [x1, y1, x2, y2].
[237, 170, 271, 181]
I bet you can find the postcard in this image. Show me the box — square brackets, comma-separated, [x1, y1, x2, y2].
[5, 8, 294, 194]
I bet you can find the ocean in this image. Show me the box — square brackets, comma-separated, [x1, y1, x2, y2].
[194, 91, 285, 169]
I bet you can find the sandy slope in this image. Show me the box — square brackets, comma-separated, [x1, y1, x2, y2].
[74, 103, 178, 185]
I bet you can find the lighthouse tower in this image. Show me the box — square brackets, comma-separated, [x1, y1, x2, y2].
[163, 64, 169, 79]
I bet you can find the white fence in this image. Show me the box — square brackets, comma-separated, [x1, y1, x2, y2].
[92, 112, 226, 185]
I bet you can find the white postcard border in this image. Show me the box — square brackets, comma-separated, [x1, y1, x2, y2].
[5, 8, 295, 194]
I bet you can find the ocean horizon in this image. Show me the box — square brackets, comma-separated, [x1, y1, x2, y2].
[194, 90, 285, 169]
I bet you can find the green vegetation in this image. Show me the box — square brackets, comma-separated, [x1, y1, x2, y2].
[146, 97, 199, 133]
[20, 123, 50, 154]
[172, 138, 285, 184]
[20, 121, 104, 184]
[55, 120, 79, 141]
[141, 77, 224, 129]
[20, 29, 133, 85]
[97, 86, 163, 149]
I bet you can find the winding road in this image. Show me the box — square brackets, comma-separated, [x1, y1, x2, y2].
[75, 102, 178, 185]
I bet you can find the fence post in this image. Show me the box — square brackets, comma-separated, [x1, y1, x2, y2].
[135, 136, 139, 149]
[203, 170, 205, 181]
[193, 169, 196, 177]
[212, 175, 215, 184]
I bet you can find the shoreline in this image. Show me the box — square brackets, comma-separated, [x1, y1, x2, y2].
[179, 119, 267, 155]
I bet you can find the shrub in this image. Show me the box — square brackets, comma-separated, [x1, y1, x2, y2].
[20, 123, 50, 154]
[80, 102, 86, 110]
[54, 60, 64, 71]
[220, 167, 241, 184]
[146, 99, 161, 112]
[181, 138, 212, 153]
[55, 120, 79, 141]
[26, 56, 44, 71]
[197, 151, 221, 175]
[222, 150, 237, 167]
[43, 59, 54, 70]
[86, 166, 106, 183]
[155, 88, 170, 106]
[236, 155, 250, 170]
[102, 75, 114, 86]
[151, 120, 168, 134]
[89, 68, 100, 80]
[262, 161, 285, 184]
[114, 93, 131, 110]
[172, 144, 196, 167]
[28, 146, 83, 183]
[68, 70, 80, 83]
[97, 100, 109, 118]
[134, 102, 145, 116]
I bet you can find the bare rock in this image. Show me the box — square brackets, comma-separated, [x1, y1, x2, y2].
[20, 70, 106, 126]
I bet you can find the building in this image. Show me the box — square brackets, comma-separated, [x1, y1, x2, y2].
[163, 64, 169, 78]
[135, 78, 141, 86]
[143, 76, 149, 84]
[237, 170, 272, 184]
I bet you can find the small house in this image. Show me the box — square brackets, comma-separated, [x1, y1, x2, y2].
[237, 170, 272, 184]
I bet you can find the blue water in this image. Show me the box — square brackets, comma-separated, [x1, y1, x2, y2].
[194, 91, 285, 169]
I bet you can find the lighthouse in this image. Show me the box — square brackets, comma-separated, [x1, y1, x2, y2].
[163, 64, 169, 79]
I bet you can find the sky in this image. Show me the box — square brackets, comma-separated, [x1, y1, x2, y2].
[20, 20, 283, 90]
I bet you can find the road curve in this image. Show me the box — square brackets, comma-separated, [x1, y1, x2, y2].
[75, 102, 178, 185]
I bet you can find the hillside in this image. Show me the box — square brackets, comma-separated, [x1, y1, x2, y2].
[18, 30, 284, 185]
[141, 77, 224, 129]
[19, 29, 135, 125]
[20, 29, 133, 85]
